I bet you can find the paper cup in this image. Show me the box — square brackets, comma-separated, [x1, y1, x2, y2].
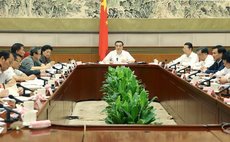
[23, 101, 34, 110]
[21, 110, 37, 125]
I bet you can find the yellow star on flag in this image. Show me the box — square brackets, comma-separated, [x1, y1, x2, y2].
[101, 0, 107, 11]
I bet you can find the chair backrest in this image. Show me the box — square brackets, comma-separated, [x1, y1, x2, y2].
[23, 51, 30, 58]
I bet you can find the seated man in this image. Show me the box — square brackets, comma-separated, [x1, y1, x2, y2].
[0, 51, 16, 87]
[192, 47, 214, 70]
[5, 54, 36, 82]
[102, 41, 135, 64]
[169, 42, 198, 67]
[40, 45, 55, 65]
[214, 51, 230, 84]
[204, 45, 226, 74]
[20, 47, 51, 76]
[10, 43, 25, 58]
[0, 51, 23, 96]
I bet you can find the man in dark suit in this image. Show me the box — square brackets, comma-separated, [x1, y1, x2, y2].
[204, 45, 226, 74]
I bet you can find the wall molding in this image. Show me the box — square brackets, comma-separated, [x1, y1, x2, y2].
[0, 18, 230, 33]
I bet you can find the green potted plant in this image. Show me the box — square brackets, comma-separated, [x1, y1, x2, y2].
[101, 66, 156, 124]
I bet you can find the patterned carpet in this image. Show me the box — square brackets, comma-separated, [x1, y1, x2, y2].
[66, 101, 176, 125]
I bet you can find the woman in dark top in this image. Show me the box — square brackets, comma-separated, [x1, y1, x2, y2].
[40, 45, 54, 65]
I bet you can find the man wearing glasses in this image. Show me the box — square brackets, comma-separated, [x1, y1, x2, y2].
[20, 47, 51, 76]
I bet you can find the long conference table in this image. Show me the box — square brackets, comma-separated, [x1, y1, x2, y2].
[1, 64, 230, 142]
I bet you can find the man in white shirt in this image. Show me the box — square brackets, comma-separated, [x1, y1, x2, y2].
[0, 51, 14, 97]
[0, 51, 24, 97]
[5, 54, 36, 82]
[0, 51, 15, 85]
[102, 41, 135, 64]
[169, 42, 199, 67]
[192, 47, 214, 70]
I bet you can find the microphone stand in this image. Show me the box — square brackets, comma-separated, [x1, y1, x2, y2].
[37, 77, 48, 86]
[161, 59, 167, 68]
[52, 66, 62, 74]
[16, 83, 33, 97]
[199, 76, 216, 87]
[168, 62, 180, 69]
[8, 95, 23, 104]
[5, 109, 15, 123]
[57, 62, 66, 68]
[217, 85, 230, 97]
[0, 104, 20, 123]
[45, 70, 55, 78]
[176, 66, 191, 75]
[188, 70, 201, 79]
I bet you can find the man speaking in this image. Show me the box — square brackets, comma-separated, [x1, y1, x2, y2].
[101, 41, 135, 64]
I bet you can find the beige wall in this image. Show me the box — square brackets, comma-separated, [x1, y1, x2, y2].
[0, 33, 229, 47]
[0, 32, 229, 62]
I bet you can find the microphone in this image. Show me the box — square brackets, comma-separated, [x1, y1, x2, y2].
[52, 66, 61, 71]
[57, 62, 67, 67]
[53, 66, 63, 74]
[37, 77, 48, 86]
[217, 85, 230, 96]
[51, 84, 56, 92]
[176, 66, 191, 74]
[52, 66, 61, 74]
[188, 70, 201, 79]
[0, 104, 20, 115]
[0, 104, 21, 123]
[16, 83, 33, 92]
[8, 95, 23, 104]
[168, 62, 180, 69]
[161, 59, 168, 68]
[199, 76, 216, 86]
[16, 83, 33, 97]
[69, 59, 76, 66]
[45, 70, 55, 77]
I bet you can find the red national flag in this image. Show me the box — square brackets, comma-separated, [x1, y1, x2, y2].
[99, 0, 108, 61]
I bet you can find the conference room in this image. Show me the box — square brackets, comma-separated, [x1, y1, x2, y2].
[0, 0, 230, 142]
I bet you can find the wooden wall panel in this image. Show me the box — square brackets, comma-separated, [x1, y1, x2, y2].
[132, 54, 179, 63]
[51, 53, 180, 63]
[51, 54, 99, 63]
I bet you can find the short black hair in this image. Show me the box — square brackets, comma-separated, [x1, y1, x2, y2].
[115, 41, 124, 46]
[184, 42, 193, 50]
[0, 51, 11, 60]
[11, 43, 24, 54]
[196, 47, 209, 54]
[41, 45, 53, 54]
[30, 47, 41, 56]
[222, 51, 230, 63]
[212, 45, 226, 54]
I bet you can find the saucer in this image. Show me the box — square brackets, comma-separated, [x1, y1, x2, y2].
[28, 125, 50, 129]
[23, 122, 30, 126]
